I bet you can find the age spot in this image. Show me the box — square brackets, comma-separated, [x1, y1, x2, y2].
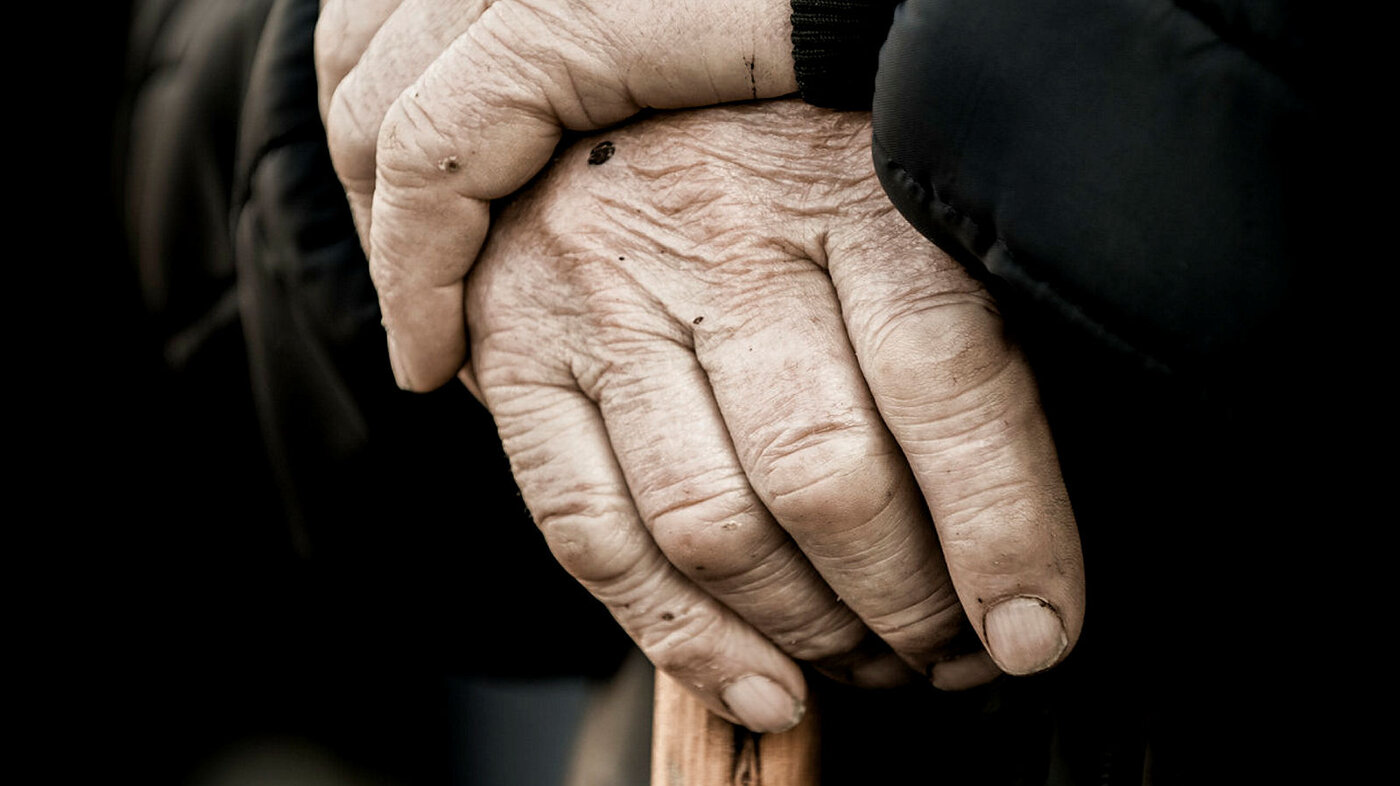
[437, 155, 460, 173]
[588, 141, 616, 165]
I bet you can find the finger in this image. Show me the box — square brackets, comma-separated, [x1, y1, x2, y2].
[931, 650, 1003, 692]
[479, 375, 807, 733]
[325, 0, 489, 245]
[314, 0, 404, 122]
[828, 213, 1087, 678]
[368, 0, 801, 390]
[583, 323, 912, 687]
[694, 261, 971, 678]
[369, 5, 630, 390]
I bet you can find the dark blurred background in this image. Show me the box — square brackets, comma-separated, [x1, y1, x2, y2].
[49, 2, 634, 783]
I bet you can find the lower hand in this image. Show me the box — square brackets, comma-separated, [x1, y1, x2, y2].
[468, 101, 1085, 731]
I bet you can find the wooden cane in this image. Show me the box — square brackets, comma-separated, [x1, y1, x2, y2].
[651, 672, 820, 786]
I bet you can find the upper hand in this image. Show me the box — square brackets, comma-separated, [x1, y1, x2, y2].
[467, 101, 1085, 731]
[316, 0, 798, 389]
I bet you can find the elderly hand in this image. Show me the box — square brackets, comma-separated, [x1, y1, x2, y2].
[467, 101, 1085, 732]
[316, 0, 798, 390]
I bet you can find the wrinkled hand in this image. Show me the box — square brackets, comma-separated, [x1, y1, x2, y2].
[467, 101, 1085, 732]
[316, 0, 797, 390]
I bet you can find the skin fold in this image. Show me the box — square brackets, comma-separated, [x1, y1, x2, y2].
[465, 101, 1084, 731]
[318, 0, 798, 389]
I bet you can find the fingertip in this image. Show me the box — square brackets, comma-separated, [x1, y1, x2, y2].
[813, 649, 919, 689]
[929, 650, 1002, 691]
[852, 653, 921, 688]
[720, 675, 805, 734]
[386, 331, 463, 392]
[982, 595, 1068, 676]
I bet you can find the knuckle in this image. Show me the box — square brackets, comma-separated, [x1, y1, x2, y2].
[375, 94, 455, 189]
[751, 425, 899, 531]
[874, 318, 1048, 467]
[312, 1, 349, 78]
[314, 49, 357, 100]
[532, 501, 636, 584]
[648, 490, 776, 579]
[868, 299, 1014, 410]
[475, 3, 636, 130]
[472, 3, 536, 57]
[325, 80, 383, 187]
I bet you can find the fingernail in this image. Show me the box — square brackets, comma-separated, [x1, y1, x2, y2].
[386, 334, 413, 390]
[984, 595, 1067, 675]
[721, 675, 803, 733]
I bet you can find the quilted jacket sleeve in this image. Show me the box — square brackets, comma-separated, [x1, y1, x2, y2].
[871, 0, 1320, 390]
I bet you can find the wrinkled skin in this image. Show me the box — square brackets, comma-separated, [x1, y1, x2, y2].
[468, 101, 1085, 732]
[316, 0, 798, 389]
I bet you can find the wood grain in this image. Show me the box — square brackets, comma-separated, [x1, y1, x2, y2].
[651, 672, 819, 786]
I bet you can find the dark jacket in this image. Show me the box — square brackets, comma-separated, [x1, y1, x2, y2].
[792, 2, 1345, 783]
[114, 1, 627, 779]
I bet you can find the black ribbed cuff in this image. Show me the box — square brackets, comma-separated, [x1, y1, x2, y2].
[790, 0, 901, 109]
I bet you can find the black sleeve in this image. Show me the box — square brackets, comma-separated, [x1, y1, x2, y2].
[789, 0, 901, 109]
[794, 7, 1354, 783]
[795, 0, 1322, 390]
[229, 0, 629, 676]
[880, 0, 1326, 390]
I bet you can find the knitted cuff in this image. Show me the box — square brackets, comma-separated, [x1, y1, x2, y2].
[790, 0, 902, 109]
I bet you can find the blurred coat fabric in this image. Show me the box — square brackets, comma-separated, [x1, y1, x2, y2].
[115, 0, 625, 780]
[862, 2, 1346, 783]
[799, 2, 1345, 783]
[120, 0, 623, 668]
[872, 0, 1324, 393]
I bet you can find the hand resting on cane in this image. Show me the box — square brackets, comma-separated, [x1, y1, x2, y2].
[465, 101, 1085, 732]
